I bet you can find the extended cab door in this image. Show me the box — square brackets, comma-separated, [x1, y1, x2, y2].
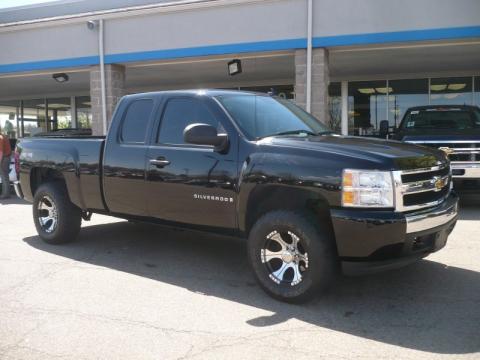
[103, 97, 156, 216]
[146, 96, 237, 229]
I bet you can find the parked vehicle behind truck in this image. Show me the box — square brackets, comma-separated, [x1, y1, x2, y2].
[15, 90, 458, 302]
[393, 105, 480, 184]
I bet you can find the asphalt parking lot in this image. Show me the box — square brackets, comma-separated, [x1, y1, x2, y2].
[0, 195, 479, 360]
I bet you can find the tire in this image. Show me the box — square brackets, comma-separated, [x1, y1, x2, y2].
[247, 210, 337, 303]
[33, 182, 82, 244]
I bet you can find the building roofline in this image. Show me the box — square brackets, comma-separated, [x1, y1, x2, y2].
[0, 0, 266, 30]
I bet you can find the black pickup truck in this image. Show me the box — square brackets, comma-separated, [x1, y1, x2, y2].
[15, 90, 458, 302]
[393, 105, 480, 183]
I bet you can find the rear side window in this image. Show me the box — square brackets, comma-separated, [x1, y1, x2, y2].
[158, 98, 219, 145]
[121, 99, 154, 143]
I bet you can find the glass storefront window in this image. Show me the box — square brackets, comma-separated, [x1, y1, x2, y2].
[475, 76, 480, 107]
[22, 99, 47, 136]
[348, 80, 388, 136]
[328, 82, 341, 132]
[388, 79, 429, 128]
[48, 98, 72, 129]
[430, 77, 473, 105]
[76, 96, 92, 129]
[0, 100, 20, 139]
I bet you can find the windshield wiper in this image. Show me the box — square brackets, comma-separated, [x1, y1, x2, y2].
[258, 130, 317, 139]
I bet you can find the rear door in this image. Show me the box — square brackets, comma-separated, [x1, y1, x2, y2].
[103, 97, 156, 216]
[145, 96, 237, 229]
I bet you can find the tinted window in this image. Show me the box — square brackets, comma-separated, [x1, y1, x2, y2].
[121, 99, 154, 143]
[158, 98, 219, 144]
[216, 95, 328, 139]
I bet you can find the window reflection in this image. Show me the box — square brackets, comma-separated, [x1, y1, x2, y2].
[75, 96, 92, 129]
[328, 82, 341, 132]
[348, 81, 388, 136]
[475, 77, 480, 107]
[0, 100, 20, 138]
[22, 99, 46, 136]
[430, 77, 473, 105]
[47, 98, 71, 130]
[388, 79, 428, 128]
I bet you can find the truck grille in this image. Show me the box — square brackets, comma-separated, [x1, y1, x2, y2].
[407, 141, 480, 163]
[393, 163, 451, 212]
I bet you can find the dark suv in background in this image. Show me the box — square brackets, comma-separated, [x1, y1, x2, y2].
[392, 105, 480, 189]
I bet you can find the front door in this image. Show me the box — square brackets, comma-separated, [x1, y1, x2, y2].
[146, 97, 237, 229]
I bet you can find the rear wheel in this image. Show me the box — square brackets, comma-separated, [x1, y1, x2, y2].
[33, 182, 82, 244]
[247, 210, 336, 303]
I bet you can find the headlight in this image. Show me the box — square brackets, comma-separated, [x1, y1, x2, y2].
[342, 169, 394, 208]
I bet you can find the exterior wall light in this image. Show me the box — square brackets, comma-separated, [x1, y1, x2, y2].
[86, 20, 99, 30]
[52, 73, 69, 83]
[228, 59, 242, 76]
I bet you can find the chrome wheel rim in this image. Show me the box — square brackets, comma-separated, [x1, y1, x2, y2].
[261, 230, 309, 286]
[37, 195, 58, 233]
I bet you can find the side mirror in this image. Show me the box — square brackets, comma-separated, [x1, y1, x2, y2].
[379, 120, 389, 138]
[183, 123, 228, 152]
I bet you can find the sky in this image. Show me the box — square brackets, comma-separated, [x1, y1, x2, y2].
[0, 0, 58, 9]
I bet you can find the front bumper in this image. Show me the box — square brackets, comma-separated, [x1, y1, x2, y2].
[331, 192, 459, 276]
[451, 163, 480, 179]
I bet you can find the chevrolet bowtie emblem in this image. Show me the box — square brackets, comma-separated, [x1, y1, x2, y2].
[433, 176, 446, 191]
[439, 147, 454, 156]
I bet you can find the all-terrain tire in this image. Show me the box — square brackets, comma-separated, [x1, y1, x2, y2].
[33, 182, 82, 244]
[247, 210, 337, 303]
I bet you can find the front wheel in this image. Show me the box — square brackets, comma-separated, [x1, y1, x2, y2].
[247, 210, 337, 303]
[33, 182, 82, 244]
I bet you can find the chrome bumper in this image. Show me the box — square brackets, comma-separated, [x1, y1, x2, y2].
[13, 181, 24, 199]
[406, 193, 458, 233]
[451, 163, 480, 179]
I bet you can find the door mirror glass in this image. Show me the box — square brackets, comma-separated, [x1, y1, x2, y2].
[183, 123, 228, 152]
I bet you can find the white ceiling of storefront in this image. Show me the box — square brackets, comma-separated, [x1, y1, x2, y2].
[329, 41, 480, 81]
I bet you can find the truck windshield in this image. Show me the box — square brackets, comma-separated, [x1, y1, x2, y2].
[215, 95, 330, 140]
[401, 108, 480, 131]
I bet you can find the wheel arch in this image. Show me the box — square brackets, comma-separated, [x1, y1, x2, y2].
[242, 185, 335, 241]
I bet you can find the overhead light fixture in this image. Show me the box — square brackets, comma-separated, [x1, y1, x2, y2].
[448, 83, 466, 91]
[52, 73, 69, 83]
[228, 59, 242, 76]
[375, 87, 393, 94]
[358, 88, 375, 94]
[430, 84, 447, 92]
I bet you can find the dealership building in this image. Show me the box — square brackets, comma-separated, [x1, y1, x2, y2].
[0, 0, 479, 137]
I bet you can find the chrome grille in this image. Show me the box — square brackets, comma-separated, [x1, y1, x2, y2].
[392, 163, 452, 212]
[407, 141, 480, 163]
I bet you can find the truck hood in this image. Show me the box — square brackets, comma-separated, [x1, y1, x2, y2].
[259, 135, 447, 171]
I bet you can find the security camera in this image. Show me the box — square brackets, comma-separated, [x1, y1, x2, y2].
[86, 20, 99, 30]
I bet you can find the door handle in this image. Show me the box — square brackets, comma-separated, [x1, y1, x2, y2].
[150, 158, 170, 167]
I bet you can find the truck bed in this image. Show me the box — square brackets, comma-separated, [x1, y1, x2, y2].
[17, 136, 106, 211]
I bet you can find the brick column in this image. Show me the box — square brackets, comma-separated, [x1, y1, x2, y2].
[90, 64, 126, 135]
[294, 48, 330, 124]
